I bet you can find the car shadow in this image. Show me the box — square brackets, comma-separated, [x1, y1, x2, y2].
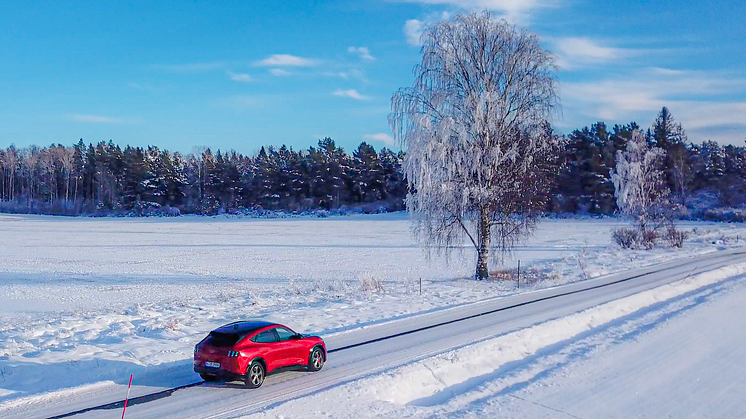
[202, 365, 311, 389]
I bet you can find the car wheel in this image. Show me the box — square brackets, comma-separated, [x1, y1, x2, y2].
[200, 373, 217, 382]
[245, 361, 265, 389]
[308, 347, 325, 372]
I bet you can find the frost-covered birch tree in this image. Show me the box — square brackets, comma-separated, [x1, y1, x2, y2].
[389, 12, 559, 280]
[610, 130, 669, 243]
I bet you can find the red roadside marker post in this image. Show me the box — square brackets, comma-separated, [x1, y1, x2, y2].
[121, 373, 133, 419]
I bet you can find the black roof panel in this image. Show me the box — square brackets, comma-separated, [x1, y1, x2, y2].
[213, 320, 277, 335]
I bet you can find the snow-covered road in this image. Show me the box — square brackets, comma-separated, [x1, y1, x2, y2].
[5, 248, 744, 419]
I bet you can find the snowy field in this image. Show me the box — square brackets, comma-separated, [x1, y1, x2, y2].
[0, 213, 745, 405]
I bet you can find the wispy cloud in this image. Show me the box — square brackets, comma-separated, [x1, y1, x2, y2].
[364, 133, 395, 146]
[563, 68, 746, 144]
[348, 46, 375, 61]
[332, 89, 369, 100]
[155, 61, 226, 73]
[552, 37, 635, 69]
[70, 114, 138, 124]
[256, 54, 317, 67]
[227, 71, 253, 82]
[269, 68, 292, 77]
[323, 69, 367, 82]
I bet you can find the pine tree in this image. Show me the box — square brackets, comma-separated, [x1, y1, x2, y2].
[651, 107, 690, 202]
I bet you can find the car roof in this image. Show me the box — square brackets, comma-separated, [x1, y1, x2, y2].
[213, 320, 279, 335]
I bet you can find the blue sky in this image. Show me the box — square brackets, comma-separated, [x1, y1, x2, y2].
[1, 0, 744, 155]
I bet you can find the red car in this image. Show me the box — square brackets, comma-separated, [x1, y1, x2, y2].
[194, 321, 326, 388]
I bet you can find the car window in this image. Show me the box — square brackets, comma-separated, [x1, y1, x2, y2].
[252, 329, 278, 343]
[275, 327, 296, 341]
[205, 331, 241, 347]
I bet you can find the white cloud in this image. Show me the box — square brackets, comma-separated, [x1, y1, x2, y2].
[347, 46, 375, 61]
[403, 11, 451, 46]
[227, 71, 253, 82]
[404, 19, 425, 46]
[332, 89, 369, 100]
[364, 133, 396, 146]
[269, 68, 291, 77]
[686, 104, 746, 129]
[553, 38, 633, 69]
[562, 68, 746, 144]
[70, 114, 135, 124]
[649, 67, 685, 76]
[256, 54, 316, 67]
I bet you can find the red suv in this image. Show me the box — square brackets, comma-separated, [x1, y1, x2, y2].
[194, 321, 326, 388]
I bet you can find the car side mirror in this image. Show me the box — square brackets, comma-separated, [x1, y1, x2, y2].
[290, 334, 302, 340]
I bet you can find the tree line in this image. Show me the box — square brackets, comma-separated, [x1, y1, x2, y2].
[0, 108, 744, 217]
[553, 107, 746, 215]
[0, 138, 406, 215]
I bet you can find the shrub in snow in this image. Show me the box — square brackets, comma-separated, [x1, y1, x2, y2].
[613, 223, 687, 249]
[611, 228, 628, 248]
[663, 226, 689, 248]
[612, 227, 640, 249]
[612, 225, 663, 250]
[640, 228, 659, 250]
[359, 273, 385, 293]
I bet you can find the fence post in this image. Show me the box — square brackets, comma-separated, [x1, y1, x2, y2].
[517, 260, 521, 289]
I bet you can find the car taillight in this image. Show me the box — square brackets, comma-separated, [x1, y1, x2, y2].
[227, 351, 239, 357]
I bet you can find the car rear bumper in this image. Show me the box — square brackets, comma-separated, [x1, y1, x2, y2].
[194, 364, 246, 382]
[194, 366, 246, 381]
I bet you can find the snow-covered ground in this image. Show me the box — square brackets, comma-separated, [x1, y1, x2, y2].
[246, 265, 746, 419]
[0, 213, 744, 406]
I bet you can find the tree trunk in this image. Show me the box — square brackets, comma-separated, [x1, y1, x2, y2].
[74, 175, 79, 210]
[476, 208, 490, 280]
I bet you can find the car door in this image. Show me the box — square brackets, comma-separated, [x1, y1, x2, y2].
[252, 328, 283, 371]
[274, 327, 306, 366]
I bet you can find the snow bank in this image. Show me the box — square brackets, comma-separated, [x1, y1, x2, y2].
[0, 381, 115, 413]
[369, 263, 746, 405]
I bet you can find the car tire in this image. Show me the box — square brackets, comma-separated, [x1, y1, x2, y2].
[200, 373, 217, 382]
[308, 347, 325, 372]
[245, 360, 265, 389]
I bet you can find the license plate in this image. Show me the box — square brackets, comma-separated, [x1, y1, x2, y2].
[205, 362, 220, 368]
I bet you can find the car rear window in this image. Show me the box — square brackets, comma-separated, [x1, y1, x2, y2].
[205, 331, 241, 347]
